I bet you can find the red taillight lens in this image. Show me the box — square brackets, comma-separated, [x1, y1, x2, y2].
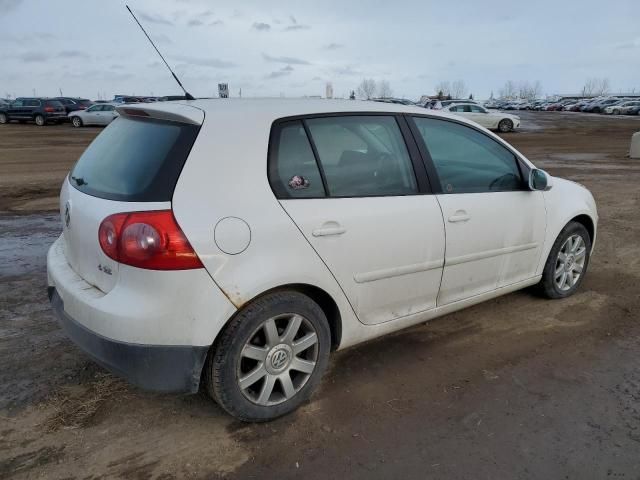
[98, 210, 203, 270]
[44, 106, 55, 112]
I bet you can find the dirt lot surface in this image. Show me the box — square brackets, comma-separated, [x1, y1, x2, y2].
[1, 112, 640, 479]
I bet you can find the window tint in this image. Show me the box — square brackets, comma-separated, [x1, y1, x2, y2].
[70, 117, 200, 201]
[470, 105, 485, 113]
[12, 100, 24, 107]
[413, 117, 524, 194]
[305, 116, 417, 197]
[103, 105, 115, 111]
[26, 100, 40, 107]
[269, 121, 325, 198]
[86, 105, 101, 112]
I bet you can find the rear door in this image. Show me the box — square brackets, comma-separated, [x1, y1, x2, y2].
[62, 111, 202, 293]
[409, 116, 546, 305]
[272, 115, 445, 325]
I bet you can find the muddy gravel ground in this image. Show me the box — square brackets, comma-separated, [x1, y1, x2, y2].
[1, 112, 640, 479]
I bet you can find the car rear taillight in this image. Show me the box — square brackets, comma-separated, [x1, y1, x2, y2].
[44, 106, 55, 112]
[98, 210, 203, 270]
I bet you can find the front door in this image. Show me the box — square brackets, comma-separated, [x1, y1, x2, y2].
[410, 116, 546, 305]
[270, 115, 445, 325]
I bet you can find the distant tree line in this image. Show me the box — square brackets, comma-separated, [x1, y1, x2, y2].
[355, 78, 394, 99]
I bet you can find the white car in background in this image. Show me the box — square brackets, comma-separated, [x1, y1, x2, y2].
[69, 103, 119, 127]
[48, 99, 596, 422]
[604, 100, 640, 115]
[444, 103, 521, 132]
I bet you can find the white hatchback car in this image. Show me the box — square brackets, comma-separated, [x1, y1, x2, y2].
[69, 103, 119, 127]
[444, 102, 521, 132]
[48, 99, 597, 421]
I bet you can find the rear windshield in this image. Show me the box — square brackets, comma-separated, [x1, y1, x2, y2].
[69, 116, 200, 201]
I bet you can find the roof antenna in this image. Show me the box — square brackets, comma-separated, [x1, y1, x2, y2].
[125, 5, 195, 100]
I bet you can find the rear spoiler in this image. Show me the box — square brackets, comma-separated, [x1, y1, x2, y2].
[115, 103, 204, 125]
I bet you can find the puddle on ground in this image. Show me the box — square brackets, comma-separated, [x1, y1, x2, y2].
[0, 214, 61, 277]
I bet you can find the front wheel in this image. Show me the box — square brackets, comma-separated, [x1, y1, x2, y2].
[538, 221, 591, 299]
[34, 114, 45, 126]
[498, 119, 513, 133]
[612, 109, 620, 115]
[205, 291, 331, 422]
[71, 116, 83, 128]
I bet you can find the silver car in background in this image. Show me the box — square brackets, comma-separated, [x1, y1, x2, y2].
[69, 103, 119, 127]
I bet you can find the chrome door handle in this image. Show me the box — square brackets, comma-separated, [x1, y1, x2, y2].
[312, 227, 346, 237]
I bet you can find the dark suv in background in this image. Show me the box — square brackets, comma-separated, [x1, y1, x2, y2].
[53, 97, 93, 114]
[0, 98, 67, 126]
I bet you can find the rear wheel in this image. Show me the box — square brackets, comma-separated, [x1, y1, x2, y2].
[34, 114, 45, 126]
[612, 109, 621, 115]
[538, 221, 591, 299]
[71, 116, 83, 128]
[0, 112, 7, 124]
[205, 291, 331, 422]
[498, 119, 513, 133]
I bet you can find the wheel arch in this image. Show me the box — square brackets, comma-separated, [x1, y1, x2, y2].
[570, 214, 595, 244]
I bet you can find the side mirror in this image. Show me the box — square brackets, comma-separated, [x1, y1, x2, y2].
[529, 168, 553, 191]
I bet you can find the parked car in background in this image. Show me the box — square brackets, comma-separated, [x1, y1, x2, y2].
[582, 98, 623, 113]
[47, 99, 597, 421]
[444, 103, 520, 132]
[625, 105, 640, 115]
[69, 103, 119, 127]
[371, 98, 417, 106]
[54, 97, 93, 115]
[425, 98, 478, 110]
[0, 98, 66, 126]
[158, 95, 190, 102]
[604, 100, 640, 115]
[0, 98, 10, 107]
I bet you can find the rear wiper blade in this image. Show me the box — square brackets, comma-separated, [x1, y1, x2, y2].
[71, 176, 87, 186]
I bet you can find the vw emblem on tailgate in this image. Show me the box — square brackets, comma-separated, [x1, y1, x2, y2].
[64, 201, 71, 229]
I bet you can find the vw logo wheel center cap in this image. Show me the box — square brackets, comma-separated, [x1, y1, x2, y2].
[265, 344, 293, 374]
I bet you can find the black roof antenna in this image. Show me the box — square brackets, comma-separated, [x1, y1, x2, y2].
[125, 5, 195, 100]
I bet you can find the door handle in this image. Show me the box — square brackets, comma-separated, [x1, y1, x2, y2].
[312, 226, 346, 237]
[448, 210, 470, 223]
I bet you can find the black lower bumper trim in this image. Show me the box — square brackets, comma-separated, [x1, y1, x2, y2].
[50, 289, 208, 393]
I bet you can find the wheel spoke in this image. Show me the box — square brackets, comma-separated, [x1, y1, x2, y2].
[263, 318, 279, 347]
[572, 263, 583, 274]
[239, 364, 267, 390]
[281, 315, 303, 345]
[290, 357, 316, 374]
[256, 374, 276, 405]
[242, 344, 268, 362]
[558, 252, 567, 262]
[565, 271, 574, 288]
[571, 236, 583, 253]
[564, 237, 573, 253]
[292, 332, 318, 354]
[574, 247, 586, 259]
[554, 264, 565, 278]
[557, 271, 567, 289]
[279, 372, 296, 399]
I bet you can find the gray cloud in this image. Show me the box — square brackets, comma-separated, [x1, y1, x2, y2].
[324, 43, 344, 50]
[57, 50, 90, 59]
[290, 15, 297, 24]
[262, 53, 310, 65]
[209, 20, 223, 26]
[137, 10, 174, 26]
[284, 24, 311, 31]
[332, 65, 361, 76]
[188, 19, 203, 26]
[172, 54, 236, 68]
[18, 51, 48, 62]
[0, 0, 22, 13]
[252, 22, 271, 31]
[265, 69, 293, 79]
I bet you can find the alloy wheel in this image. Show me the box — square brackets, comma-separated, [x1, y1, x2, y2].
[554, 234, 586, 291]
[237, 313, 319, 406]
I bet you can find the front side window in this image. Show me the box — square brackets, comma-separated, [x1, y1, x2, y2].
[305, 116, 418, 197]
[269, 121, 325, 198]
[86, 105, 101, 112]
[412, 117, 524, 194]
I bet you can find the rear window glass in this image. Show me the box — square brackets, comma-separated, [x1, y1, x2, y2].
[69, 116, 200, 201]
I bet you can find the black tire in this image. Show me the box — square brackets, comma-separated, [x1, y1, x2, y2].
[498, 118, 513, 133]
[34, 114, 45, 126]
[612, 109, 620, 115]
[71, 116, 83, 128]
[538, 221, 591, 299]
[0, 112, 7, 124]
[205, 291, 331, 422]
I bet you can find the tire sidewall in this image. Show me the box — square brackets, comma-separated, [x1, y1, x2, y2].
[209, 291, 331, 422]
[542, 222, 592, 298]
[499, 119, 513, 133]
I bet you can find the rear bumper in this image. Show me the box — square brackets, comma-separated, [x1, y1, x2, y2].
[50, 288, 208, 393]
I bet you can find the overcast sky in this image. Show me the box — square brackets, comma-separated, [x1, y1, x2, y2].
[1, 0, 639, 100]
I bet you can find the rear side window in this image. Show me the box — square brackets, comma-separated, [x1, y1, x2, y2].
[305, 116, 417, 197]
[45, 100, 63, 107]
[412, 117, 524, 194]
[70, 116, 200, 201]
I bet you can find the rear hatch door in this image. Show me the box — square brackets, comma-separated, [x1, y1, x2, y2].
[61, 103, 203, 293]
